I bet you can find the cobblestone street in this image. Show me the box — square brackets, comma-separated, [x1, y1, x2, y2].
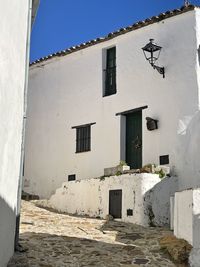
[8, 201, 185, 267]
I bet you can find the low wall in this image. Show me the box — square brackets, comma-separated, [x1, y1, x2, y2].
[174, 188, 200, 267]
[174, 189, 193, 245]
[49, 173, 160, 226]
[174, 188, 200, 247]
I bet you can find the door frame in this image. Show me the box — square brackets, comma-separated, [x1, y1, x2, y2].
[116, 105, 148, 167]
[109, 189, 122, 218]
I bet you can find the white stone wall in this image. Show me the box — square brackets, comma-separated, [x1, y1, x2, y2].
[49, 174, 160, 226]
[0, 1, 33, 266]
[174, 188, 200, 247]
[25, 9, 200, 198]
[174, 190, 193, 245]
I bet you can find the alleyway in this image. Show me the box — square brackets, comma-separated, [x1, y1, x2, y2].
[8, 201, 181, 267]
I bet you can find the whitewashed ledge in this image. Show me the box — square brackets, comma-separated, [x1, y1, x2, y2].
[47, 173, 160, 226]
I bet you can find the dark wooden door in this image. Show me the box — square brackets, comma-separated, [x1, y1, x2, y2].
[109, 190, 122, 218]
[126, 111, 142, 169]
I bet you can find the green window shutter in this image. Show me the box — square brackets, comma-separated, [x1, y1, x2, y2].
[106, 47, 116, 69]
[104, 47, 116, 96]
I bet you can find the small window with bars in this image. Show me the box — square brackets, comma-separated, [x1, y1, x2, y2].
[72, 123, 96, 153]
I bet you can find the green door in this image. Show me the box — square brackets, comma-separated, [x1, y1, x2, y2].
[126, 111, 142, 169]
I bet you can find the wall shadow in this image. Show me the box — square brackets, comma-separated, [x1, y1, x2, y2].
[176, 110, 200, 190]
[0, 196, 16, 267]
[144, 176, 178, 227]
[193, 213, 200, 249]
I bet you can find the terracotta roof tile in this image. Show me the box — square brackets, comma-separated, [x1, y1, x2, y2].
[30, 5, 197, 66]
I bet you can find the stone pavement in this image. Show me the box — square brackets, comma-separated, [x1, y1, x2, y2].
[8, 201, 187, 267]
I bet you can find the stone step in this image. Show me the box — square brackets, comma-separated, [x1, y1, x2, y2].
[21, 191, 39, 201]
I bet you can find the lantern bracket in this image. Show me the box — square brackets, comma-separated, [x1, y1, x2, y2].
[153, 65, 165, 78]
[142, 39, 165, 78]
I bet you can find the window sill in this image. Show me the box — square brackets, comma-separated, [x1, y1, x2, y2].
[103, 92, 117, 97]
[75, 150, 91, 154]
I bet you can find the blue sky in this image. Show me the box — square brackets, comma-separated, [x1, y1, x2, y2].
[30, 0, 199, 62]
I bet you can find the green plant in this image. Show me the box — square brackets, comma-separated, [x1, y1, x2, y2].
[116, 171, 122, 176]
[141, 163, 166, 179]
[119, 160, 127, 167]
[99, 175, 106, 181]
[155, 168, 166, 179]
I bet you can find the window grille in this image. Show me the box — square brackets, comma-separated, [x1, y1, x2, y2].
[76, 125, 91, 153]
[72, 122, 96, 153]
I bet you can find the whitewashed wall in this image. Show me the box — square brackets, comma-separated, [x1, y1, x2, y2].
[173, 9, 200, 191]
[49, 173, 160, 226]
[174, 188, 200, 267]
[174, 190, 193, 245]
[174, 189, 200, 247]
[25, 9, 200, 198]
[0, 1, 33, 266]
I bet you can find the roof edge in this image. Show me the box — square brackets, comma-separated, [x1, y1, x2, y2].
[30, 4, 197, 67]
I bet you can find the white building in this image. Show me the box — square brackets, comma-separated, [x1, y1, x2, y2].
[25, 5, 200, 200]
[0, 1, 39, 266]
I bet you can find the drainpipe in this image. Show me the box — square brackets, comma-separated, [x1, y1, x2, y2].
[14, 0, 33, 251]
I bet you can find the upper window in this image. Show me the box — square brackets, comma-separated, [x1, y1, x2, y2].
[72, 123, 96, 153]
[104, 47, 116, 97]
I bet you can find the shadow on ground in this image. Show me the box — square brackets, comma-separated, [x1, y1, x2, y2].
[8, 224, 181, 267]
[8, 201, 188, 267]
[8, 231, 142, 267]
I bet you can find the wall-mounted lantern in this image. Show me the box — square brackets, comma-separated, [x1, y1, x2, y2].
[146, 117, 158, 131]
[142, 39, 165, 78]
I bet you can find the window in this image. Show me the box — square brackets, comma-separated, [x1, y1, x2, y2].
[76, 126, 90, 152]
[104, 47, 116, 96]
[72, 123, 96, 153]
[68, 174, 76, 181]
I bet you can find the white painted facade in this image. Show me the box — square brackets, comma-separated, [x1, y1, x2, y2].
[25, 8, 200, 199]
[0, 1, 39, 266]
[49, 173, 160, 226]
